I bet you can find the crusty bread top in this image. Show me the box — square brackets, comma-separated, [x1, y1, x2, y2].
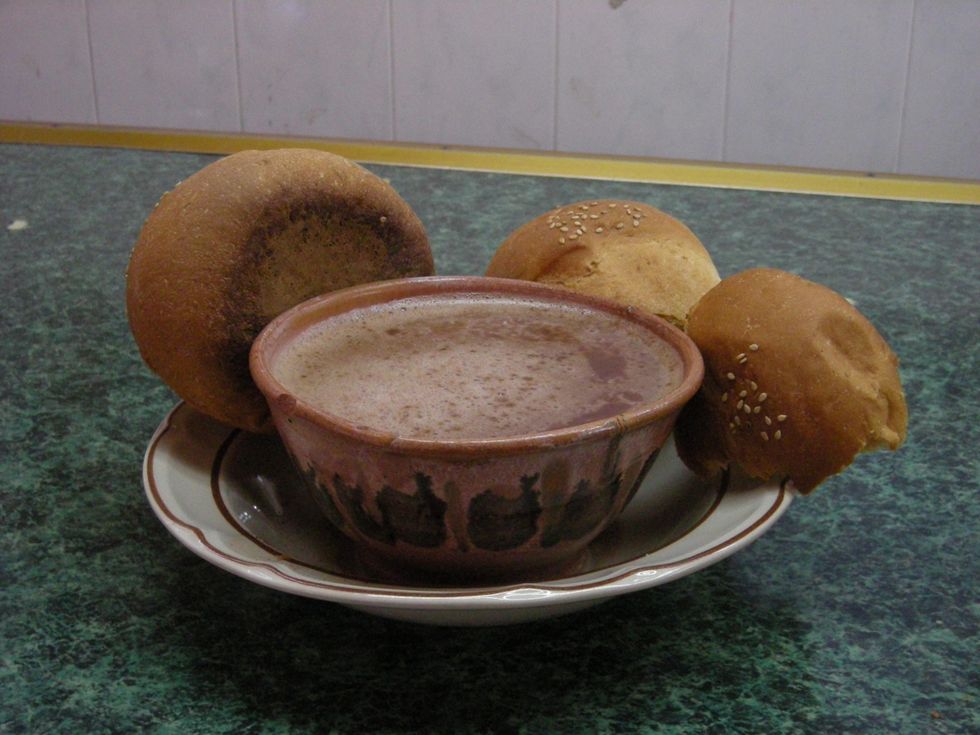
[673, 268, 908, 493]
[485, 200, 719, 328]
[126, 148, 433, 432]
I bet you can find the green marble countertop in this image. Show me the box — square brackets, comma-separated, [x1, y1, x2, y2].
[1, 143, 977, 734]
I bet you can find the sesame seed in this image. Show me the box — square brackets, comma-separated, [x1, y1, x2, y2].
[734, 416, 741, 426]
[568, 234, 578, 240]
[736, 399, 744, 409]
[749, 343, 759, 351]
[560, 226, 569, 232]
[610, 203, 618, 207]
[775, 430, 782, 440]
[777, 414, 787, 422]
[589, 214, 598, 219]
[633, 220, 640, 227]
[727, 372, 735, 380]
[559, 237, 565, 243]
[596, 227, 604, 233]
[761, 431, 769, 441]
[616, 222, 625, 229]
[721, 392, 728, 402]
[739, 356, 749, 364]
[753, 406, 761, 414]
[743, 404, 752, 414]
[758, 393, 768, 402]
[750, 381, 758, 391]
[764, 416, 772, 425]
[736, 353, 746, 361]
[739, 390, 748, 398]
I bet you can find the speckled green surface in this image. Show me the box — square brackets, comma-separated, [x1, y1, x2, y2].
[1, 143, 977, 734]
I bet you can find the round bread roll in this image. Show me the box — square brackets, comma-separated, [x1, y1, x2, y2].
[127, 148, 434, 432]
[485, 200, 719, 328]
[673, 268, 908, 493]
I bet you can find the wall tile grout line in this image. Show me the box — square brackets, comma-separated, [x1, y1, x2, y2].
[720, 0, 736, 163]
[388, 0, 397, 142]
[895, 0, 918, 175]
[551, 0, 560, 152]
[82, 0, 100, 124]
[231, 0, 245, 134]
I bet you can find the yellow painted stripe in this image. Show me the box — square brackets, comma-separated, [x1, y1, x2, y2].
[2, 122, 978, 205]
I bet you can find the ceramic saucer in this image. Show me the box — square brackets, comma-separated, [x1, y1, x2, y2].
[144, 402, 793, 626]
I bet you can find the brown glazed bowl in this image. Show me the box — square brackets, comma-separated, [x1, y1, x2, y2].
[250, 276, 704, 583]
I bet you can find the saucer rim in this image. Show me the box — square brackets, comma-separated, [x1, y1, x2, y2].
[144, 403, 792, 611]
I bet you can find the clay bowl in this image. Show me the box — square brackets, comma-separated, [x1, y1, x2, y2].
[249, 276, 704, 584]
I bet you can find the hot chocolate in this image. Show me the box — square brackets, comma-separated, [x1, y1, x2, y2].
[271, 293, 684, 441]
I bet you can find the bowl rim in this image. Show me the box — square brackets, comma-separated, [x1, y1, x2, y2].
[249, 275, 704, 457]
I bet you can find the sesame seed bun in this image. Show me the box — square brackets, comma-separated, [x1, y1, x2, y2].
[126, 148, 433, 432]
[485, 200, 720, 329]
[673, 268, 908, 493]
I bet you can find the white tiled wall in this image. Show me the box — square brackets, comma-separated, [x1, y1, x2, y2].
[900, 0, 980, 181]
[392, 0, 556, 150]
[725, 0, 913, 173]
[556, 0, 729, 162]
[237, 0, 393, 140]
[0, 0, 95, 124]
[1, 0, 977, 180]
[87, 0, 240, 130]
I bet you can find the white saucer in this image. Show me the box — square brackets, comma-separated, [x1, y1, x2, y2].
[144, 403, 793, 626]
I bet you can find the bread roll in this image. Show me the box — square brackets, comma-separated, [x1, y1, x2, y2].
[485, 200, 719, 328]
[126, 148, 434, 432]
[673, 268, 908, 493]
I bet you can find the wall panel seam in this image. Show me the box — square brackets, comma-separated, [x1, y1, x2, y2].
[389, 0, 398, 141]
[721, 0, 735, 162]
[83, 0, 100, 123]
[231, 0, 244, 133]
[895, 0, 918, 174]
[551, 0, 560, 151]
